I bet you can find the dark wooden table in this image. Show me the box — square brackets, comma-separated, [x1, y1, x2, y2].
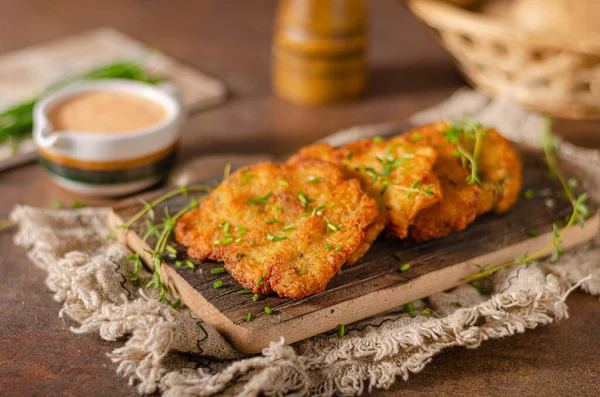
[0, 1, 598, 396]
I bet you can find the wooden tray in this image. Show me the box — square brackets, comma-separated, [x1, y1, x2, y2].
[110, 146, 598, 353]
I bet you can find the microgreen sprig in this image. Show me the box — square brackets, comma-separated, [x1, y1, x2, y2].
[465, 118, 593, 282]
[443, 116, 485, 185]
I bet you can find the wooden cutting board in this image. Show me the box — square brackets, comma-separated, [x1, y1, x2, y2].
[109, 146, 598, 353]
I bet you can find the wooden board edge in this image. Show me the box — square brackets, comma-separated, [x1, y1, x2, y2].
[108, 209, 599, 354]
[235, 212, 599, 352]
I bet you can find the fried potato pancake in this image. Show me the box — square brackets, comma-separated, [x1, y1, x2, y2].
[175, 159, 379, 299]
[405, 121, 522, 241]
[404, 123, 481, 241]
[289, 137, 442, 240]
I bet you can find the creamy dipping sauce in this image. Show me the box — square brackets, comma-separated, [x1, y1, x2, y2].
[47, 91, 167, 133]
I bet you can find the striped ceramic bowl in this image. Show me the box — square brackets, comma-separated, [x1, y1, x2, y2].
[33, 79, 185, 197]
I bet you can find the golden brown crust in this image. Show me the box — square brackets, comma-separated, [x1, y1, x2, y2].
[175, 159, 379, 298]
[291, 137, 442, 240]
[404, 122, 522, 241]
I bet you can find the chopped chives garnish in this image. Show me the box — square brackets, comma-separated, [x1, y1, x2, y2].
[334, 244, 343, 253]
[214, 237, 234, 245]
[235, 236, 243, 243]
[256, 273, 265, 287]
[238, 225, 246, 233]
[249, 241, 256, 245]
[393, 252, 403, 261]
[451, 149, 461, 157]
[347, 151, 354, 160]
[314, 205, 327, 215]
[326, 223, 339, 232]
[237, 289, 252, 295]
[186, 260, 195, 269]
[380, 184, 388, 195]
[267, 233, 286, 241]
[266, 217, 282, 225]
[246, 198, 258, 205]
[278, 179, 290, 187]
[240, 173, 253, 186]
[398, 263, 411, 273]
[451, 301, 462, 308]
[410, 133, 422, 142]
[166, 245, 178, 255]
[338, 323, 345, 337]
[213, 280, 223, 288]
[421, 308, 431, 316]
[246, 312, 252, 322]
[297, 191, 309, 207]
[325, 243, 332, 251]
[211, 267, 226, 275]
[172, 298, 181, 310]
[299, 269, 306, 275]
[252, 293, 259, 302]
[527, 229, 539, 237]
[308, 176, 322, 183]
[282, 225, 295, 232]
[264, 306, 272, 315]
[523, 189, 535, 199]
[274, 205, 283, 212]
[175, 260, 182, 267]
[373, 136, 384, 144]
[258, 192, 273, 203]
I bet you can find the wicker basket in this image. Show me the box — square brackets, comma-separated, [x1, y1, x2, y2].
[406, 0, 600, 119]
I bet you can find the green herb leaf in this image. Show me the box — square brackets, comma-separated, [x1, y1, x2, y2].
[258, 192, 273, 204]
[240, 173, 253, 186]
[249, 241, 256, 246]
[308, 176, 322, 183]
[52, 200, 63, 209]
[213, 280, 223, 289]
[237, 289, 252, 295]
[523, 189, 535, 199]
[267, 233, 286, 242]
[264, 306, 273, 315]
[186, 260, 196, 269]
[252, 293, 259, 302]
[71, 200, 87, 208]
[211, 267, 226, 275]
[282, 225, 295, 232]
[410, 133, 422, 142]
[246, 312, 252, 322]
[325, 243, 332, 251]
[451, 301, 462, 308]
[398, 263, 411, 273]
[172, 298, 181, 310]
[166, 245, 178, 255]
[278, 179, 290, 187]
[373, 136, 384, 144]
[266, 217, 282, 225]
[334, 244, 343, 253]
[338, 323, 345, 337]
[175, 260, 182, 267]
[526, 229, 539, 237]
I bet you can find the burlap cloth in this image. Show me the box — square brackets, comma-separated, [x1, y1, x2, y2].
[11, 90, 600, 396]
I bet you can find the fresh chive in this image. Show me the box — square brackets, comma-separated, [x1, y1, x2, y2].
[338, 323, 345, 337]
[326, 223, 339, 232]
[258, 192, 273, 204]
[527, 229, 539, 237]
[214, 237, 234, 245]
[297, 191, 309, 207]
[71, 200, 87, 208]
[334, 244, 343, 253]
[421, 308, 431, 316]
[211, 267, 226, 275]
[52, 200, 63, 209]
[246, 312, 252, 322]
[237, 289, 252, 295]
[314, 205, 327, 215]
[252, 293, 259, 302]
[166, 245, 178, 255]
[393, 252, 403, 261]
[213, 280, 223, 289]
[256, 273, 265, 287]
[325, 243, 332, 251]
[282, 225, 295, 232]
[451, 149, 461, 157]
[274, 205, 283, 212]
[185, 260, 195, 269]
[238, 225, 246, 234]
[380, 184, 388, 195]
[235, 236, 243, 243]
[347, 151, 354, 160]
[172, 298, 181, 310]
[278, 179, 290, 187]
[373, 136, 384, 144]
[308, 176, 322, 183]
[451, 301, 462, 308]
[398, 263, 411, 273]
[175, 260, 182, 267]
[264, 306, 273, 315]
[246, 198, 258, 205]
[240, 173, 253, 186]
[523, 189, 535, 199]
[45, 289, 56, 294]
[299, 269, 306, 275]
[410, 133, 422, 142]
[249, 241, 256, 245]
[266, 217, 282, 225]
[267, 233, 286, 242]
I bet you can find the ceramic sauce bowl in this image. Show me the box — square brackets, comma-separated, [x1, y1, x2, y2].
[33, 79, 184, 196]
